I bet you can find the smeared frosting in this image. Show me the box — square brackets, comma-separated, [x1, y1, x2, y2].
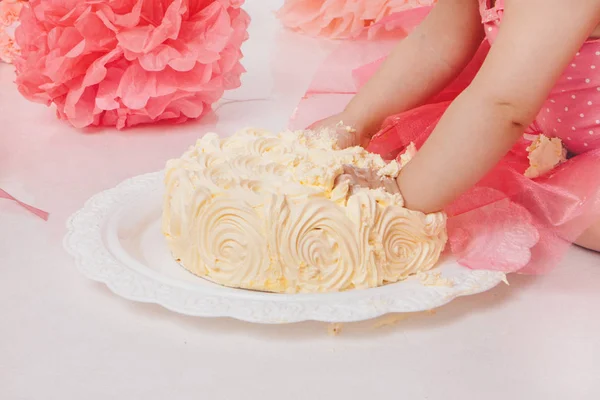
[399, 142, 417, 167]
[163, 128, 448, 293]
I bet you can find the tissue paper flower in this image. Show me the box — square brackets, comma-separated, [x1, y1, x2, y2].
[0, 0, 26, 64]
[277, 0, 436, 39]
[0, 0, 24, 27]
[14, 0, 250, 129]
[0, 28, 18, 63]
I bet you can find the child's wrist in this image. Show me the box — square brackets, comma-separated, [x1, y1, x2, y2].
[339, 109, 377, 140]
[342, 104, 383, 138]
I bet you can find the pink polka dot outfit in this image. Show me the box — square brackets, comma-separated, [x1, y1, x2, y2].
[296, 1, 600, 272]
[481, 0, 600, 154]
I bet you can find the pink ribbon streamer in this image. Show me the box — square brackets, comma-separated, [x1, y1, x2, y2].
[0, 188, 49, 221]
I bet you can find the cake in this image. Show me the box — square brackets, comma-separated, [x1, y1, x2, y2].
[162, 128, 447, 293]
[524, 134, 567, 179]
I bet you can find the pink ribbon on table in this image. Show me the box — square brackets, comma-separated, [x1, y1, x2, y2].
[0, 188, 49, 221]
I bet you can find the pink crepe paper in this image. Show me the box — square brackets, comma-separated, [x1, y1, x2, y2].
[0, 0, 27, 63]
[277, 0, 436, 39]
[13, 0, 250, 129]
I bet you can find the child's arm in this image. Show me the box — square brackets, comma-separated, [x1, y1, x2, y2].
[398, 0, 600, 213]
[313, 0, 484, 141]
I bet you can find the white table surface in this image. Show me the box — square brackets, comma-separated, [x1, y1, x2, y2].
[1, 1, 599, 399]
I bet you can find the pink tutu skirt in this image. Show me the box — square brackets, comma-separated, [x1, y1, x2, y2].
[290, 7, 600, 273]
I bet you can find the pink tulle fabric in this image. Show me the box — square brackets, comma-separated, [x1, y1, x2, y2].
[14, 0, 250, 129]
[0, 0, 26, 63]
[277, 0, 436, 39]
[291, 8, 600, 273]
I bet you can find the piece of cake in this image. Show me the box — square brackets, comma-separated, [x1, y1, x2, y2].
[524, 134, 567, 179]
[162, 128, 447, 293]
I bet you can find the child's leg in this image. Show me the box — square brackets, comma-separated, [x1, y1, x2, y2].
[575, 220, 600, 252]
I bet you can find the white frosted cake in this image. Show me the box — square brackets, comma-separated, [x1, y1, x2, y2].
[162, 128, 447, 293]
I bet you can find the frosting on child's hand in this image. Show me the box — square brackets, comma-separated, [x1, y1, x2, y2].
[335, 164, 400, 196]
[307, 120, 361, 149]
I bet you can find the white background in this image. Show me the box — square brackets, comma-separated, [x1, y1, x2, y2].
[1, 1, 599, 399]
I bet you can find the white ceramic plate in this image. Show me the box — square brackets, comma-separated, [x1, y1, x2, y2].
[64, 171, 506, 324]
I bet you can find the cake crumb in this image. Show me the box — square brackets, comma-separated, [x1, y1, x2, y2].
[377, 159, 400, 179]
[524, 135, 567, 178]
[417, 271, 454, 287]
[373, 314, 410, 329]
[328, 323, 343, 336]
[399, 142, 418, 167]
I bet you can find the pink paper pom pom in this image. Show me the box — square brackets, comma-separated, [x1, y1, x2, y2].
[14, 0, 250, 129]
[0, 28, 19, 63]
[0, 0, 27, 64]
[277, 0, 436, 39]
[0, 0, 25, 27]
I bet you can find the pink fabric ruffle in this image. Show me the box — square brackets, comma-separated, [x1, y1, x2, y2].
[0, 188, 49, 220]
[291, 9, 600, 273]
[277, 0, 435, 39]
[14, 0, 250, 129]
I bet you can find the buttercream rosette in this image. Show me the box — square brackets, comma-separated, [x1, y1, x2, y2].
[163, 128, 448, 293]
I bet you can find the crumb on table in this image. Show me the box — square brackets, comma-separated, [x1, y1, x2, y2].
[328, 323, 343, 336]
[372, 314, 410, 329]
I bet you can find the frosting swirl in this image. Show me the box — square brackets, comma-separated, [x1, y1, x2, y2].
[276, 198, 359, 293]
[190, 194, 274, 288]
[374, 206, 447, 281]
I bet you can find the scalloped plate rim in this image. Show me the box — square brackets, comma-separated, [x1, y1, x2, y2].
[63, 171, 506, 324]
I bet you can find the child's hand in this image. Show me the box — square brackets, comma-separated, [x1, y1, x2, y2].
[308, 113, 371, 149]
[335, 165, 400, 195]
